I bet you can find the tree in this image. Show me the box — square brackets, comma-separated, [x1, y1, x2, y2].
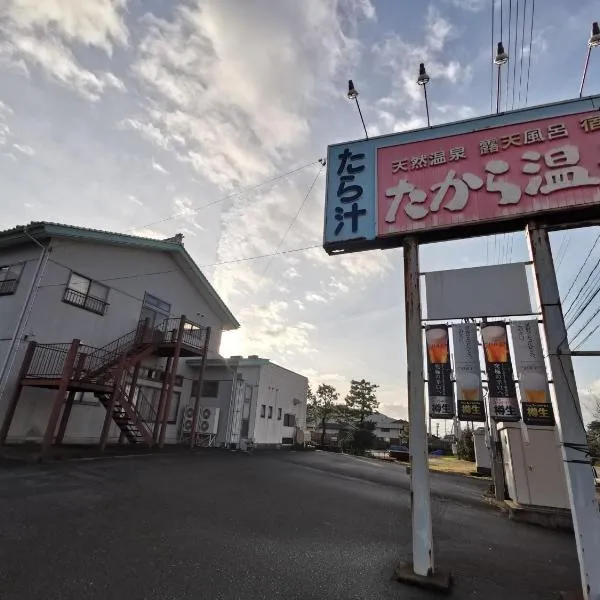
[351, 421, 376, 455]
[456, 429, 475, 462]
[312, 384, 340, 447]
[306, 385, 317, 426]
[345, 379, 379, 423]
[587, 420, 600, 458]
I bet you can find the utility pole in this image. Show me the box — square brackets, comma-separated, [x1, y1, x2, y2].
[396, 238, 450, 591]
[527, 223, 600, 600]
[403, 238, 433, 574]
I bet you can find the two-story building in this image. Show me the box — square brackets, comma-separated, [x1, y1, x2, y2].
[0, 222, 239, 456]
[186, 355, 309, 449]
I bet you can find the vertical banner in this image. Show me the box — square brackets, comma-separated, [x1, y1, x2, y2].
[452, 323, 486, 422]
[510, 320, 555, 426]
[481, 322, 520, 421]
[425, 325, 455, 419]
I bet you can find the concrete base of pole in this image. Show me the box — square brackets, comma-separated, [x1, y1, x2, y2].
[394, 561, 452, 594]
[558, 592, 583, 600]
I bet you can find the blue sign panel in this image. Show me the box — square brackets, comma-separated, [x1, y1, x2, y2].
[324, 140, 376, 248]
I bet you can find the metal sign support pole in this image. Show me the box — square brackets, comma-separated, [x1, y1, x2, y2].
[527, 223, 600, 600]
[404, 238, 434, 576]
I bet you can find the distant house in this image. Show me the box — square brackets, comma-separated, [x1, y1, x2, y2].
[306, 409, 408, 448]
[365, 412, 409, 445]
[0, 222, 238, 455]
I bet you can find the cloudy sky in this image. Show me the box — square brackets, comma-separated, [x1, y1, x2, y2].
[1, 0, 600, 422]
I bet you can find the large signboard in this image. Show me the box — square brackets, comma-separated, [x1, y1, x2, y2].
[425, 325, 455, 419]
[452, 323, 485, 422]
[510, 319, 555, 426]
[324, 96, 600, 253]
[481, 322, 520, 421]
[424, 263, 531, 319]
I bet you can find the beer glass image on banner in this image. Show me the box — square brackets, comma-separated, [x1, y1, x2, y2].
[481, 322, 520, 421]
[452, 323, 485, 422]
[425, 325, 455, 419]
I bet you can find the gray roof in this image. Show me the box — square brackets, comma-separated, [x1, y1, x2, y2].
[0, 221, 240, 330]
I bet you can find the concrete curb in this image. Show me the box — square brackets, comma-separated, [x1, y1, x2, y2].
[483, 496, 573, 532]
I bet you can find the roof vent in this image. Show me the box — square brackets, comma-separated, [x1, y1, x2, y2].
[248, 355, 259, 359]
[163, 233, 184, 245]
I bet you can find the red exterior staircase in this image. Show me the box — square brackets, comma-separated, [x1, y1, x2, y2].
[0, 315, 210, 458]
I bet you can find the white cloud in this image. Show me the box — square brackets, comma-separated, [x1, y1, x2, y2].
[283, 267, 301, 280]
[151, 159, 168, 174]
[305, 292, 327, 303]
[443, 0, 488, 12]
[327, 277, 350, 296]
[119, 118, 173, 150]
[104, 71, 125, 91]
[0, 100, 11, 145]
[0, 0, 128, 99]
[13, 142, 34, 155]
[221, 300, 318, 357]
[372, 6, 471, 114]
[1, 32, 118, 101]
[301, 368, 347, 390]
[306, 247, 395, 285]
[1, 0, 129, 52]
[128, 194, 143, 206]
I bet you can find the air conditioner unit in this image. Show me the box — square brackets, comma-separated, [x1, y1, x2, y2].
[181, 406, 196, 435]
[197, 406, 220, 435]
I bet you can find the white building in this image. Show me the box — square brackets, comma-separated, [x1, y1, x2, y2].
[185, 355, 308, 449]
[0, 222, 239, 455]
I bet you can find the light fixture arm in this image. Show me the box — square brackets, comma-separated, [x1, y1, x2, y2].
[354, 97, 369, 140]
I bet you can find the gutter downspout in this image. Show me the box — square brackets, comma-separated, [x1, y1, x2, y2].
[224, 367, 239, 448]
[0, 241, 50, 403]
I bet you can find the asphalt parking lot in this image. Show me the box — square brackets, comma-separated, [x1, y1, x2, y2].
[0, 450, 580, 599]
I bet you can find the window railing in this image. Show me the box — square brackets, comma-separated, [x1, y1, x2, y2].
[63, 287, 109, 316]
[0, 278, 17, 295]
[26, 343, 73, 378]
[153, 317, 208, 351]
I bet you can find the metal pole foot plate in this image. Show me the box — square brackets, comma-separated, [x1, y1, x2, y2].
[394, 561, 452, 595]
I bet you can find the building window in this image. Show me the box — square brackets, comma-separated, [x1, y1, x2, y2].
[283, 413, 296, 427]
[268, 406, 273, 419]
[260, 404, 266, 418]
[201, 380, 219, 398]
[140, 292, 171, 329]
[135, 386, 180, 424]
[380, 427, 390, 432]
[282, 437, 294, 445]
[138, 367, 183, 387]
[277, 407, 282, 420]
[0, 263, 24, 296]
[63, 272, 109, 315]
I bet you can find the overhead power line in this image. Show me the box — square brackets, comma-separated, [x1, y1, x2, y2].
[517, 0, 528, 107]
[199, 243, 322, 269]
[524, 0, 535, 105]
[506, 0, 513, 112]
[511, 0, 520, 111]
[126, 159, 322, 234]
[490, 0, 495, 113]
[562, 231, 600, 306]
[260, 165, 324, 279]
[565, 252, 600, 323]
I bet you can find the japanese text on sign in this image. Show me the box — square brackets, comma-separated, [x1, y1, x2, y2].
[334, 149, 367, 236]
[377, 110, 600, 239]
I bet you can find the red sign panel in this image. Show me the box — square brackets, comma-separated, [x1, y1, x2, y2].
[377, 112, 600, 237]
